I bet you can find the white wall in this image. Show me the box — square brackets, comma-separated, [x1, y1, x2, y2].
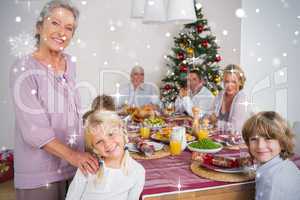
[241, 0, 300, 153]
[0, 0, 241, 148]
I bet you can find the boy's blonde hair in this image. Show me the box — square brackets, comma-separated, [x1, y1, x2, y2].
[242, 111, 295, 159]
[84, 110, 130, 182]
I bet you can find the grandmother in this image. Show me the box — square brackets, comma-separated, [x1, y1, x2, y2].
[10, 1, 98, 199]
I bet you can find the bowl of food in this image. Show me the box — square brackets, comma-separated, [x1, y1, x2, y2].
[187, 138, 222, 153]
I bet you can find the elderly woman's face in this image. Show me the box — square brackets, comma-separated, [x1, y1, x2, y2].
[223, 73, 240, 96]
[131, 71, 144, 88]
[38, 7, 75, 52]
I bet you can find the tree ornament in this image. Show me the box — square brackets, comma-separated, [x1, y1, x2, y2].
[164, 84, 172, 91]
[214, 76, 221, 83]
[215, 54, 222, 62]
[177, 52, 185, 60]
[179, 38, 189, 49]
[196, 24, 204, 33]
[186, 47, 194, 57]
[179, 72, 187, 80]
[201, 40, 209, 48]
[212, 89, 218, 96]
[179, 64, 188, 72]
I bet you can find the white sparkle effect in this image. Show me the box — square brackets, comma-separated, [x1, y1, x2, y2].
[257, 57, 262, 62]
[279, 70, 285, 76]
[31, 89, 37, 95]
[110, 26, 116, 32]
[282, 52, 287, 57]
[239, 100, 254, 112]
[297, 16, 300, 19]
[59, 47, 63, 50]
[233, 48, 237, 52]
[116, 20, 123, 27]
[177, 177, 182, 191]
[9, 32, 36, 58]
[47, 64, 52, 68]
[71, 56, 77, 62]
[57, 169, 62, 174]
[116, 83, 120, 88]
[295, 31, 299, 36]
[13, 68, 18, 73]
[92, 52, 97, 56]
[255, 8, 260, 13]
[21, 67, 26, 71]
[256, 42, 261, 46]
[165, 32, 171, 37]
[1, 146, 6, 151]
[104, 61, 108, 65]
[235, 8, 246, 18]
[15, 16, 22, 22]
[81, 1, 87, 5]
[67, 132, 79, 146]
[277, 23, 281, 28]
[272, 58, 281, 67]
[146, 44, 151, 49]
[148, 0, 155, 6]
[222, 30, 228, 36]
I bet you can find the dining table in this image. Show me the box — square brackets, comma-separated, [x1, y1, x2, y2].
[125, 114, 300, 200]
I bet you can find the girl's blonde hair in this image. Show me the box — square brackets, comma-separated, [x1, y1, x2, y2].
[84, 110, 130, 183]
[223, 64, 246, 90]
[242, 111, 295, 159]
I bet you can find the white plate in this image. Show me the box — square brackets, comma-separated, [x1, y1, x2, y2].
[127, 141, 164, 153]
[187, 141, 223, 153]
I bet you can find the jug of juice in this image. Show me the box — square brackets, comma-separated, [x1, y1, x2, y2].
[170, 126, 187, 152]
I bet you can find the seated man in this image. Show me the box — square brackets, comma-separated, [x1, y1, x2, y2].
[118, 66, 160, 108]
[175, 70, 214, 117]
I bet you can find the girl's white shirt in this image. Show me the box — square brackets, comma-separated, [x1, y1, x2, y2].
[66, 156, 145, 200]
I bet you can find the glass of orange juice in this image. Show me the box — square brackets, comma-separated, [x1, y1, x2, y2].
[169, 140, 181, 156]
[197, 129, 209, 140]
[140, 127, 150, 139]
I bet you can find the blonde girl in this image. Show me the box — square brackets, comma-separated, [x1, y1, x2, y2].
[66, 111, 145, 200]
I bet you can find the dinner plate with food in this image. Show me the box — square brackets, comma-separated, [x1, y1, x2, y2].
[187, 138, 223, 153]
[151, 128, 196, 143]
[127, 137, 165, 156]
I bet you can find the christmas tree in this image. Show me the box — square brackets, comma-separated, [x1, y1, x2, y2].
[160, 3, 223, 105]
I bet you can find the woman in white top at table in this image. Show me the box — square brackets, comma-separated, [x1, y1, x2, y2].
[175, 70, 214, 117]
[211, 64, 251, 133]
[117, 66, 160, 108]
[66, 111, 145, 200]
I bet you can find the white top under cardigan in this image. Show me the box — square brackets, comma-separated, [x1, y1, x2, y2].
[65, 156, 145, 200]
[211, 90, 251, 132]
[174, 86, 214, 117]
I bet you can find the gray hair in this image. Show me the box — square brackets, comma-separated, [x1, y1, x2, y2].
[35, 0, 80, 46]
[130, 65, 144, 76]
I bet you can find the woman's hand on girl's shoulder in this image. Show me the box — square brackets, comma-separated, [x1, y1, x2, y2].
[68, 151, 99, 175]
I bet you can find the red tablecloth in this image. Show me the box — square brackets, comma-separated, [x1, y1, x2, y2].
[138, 150, 300, 198]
